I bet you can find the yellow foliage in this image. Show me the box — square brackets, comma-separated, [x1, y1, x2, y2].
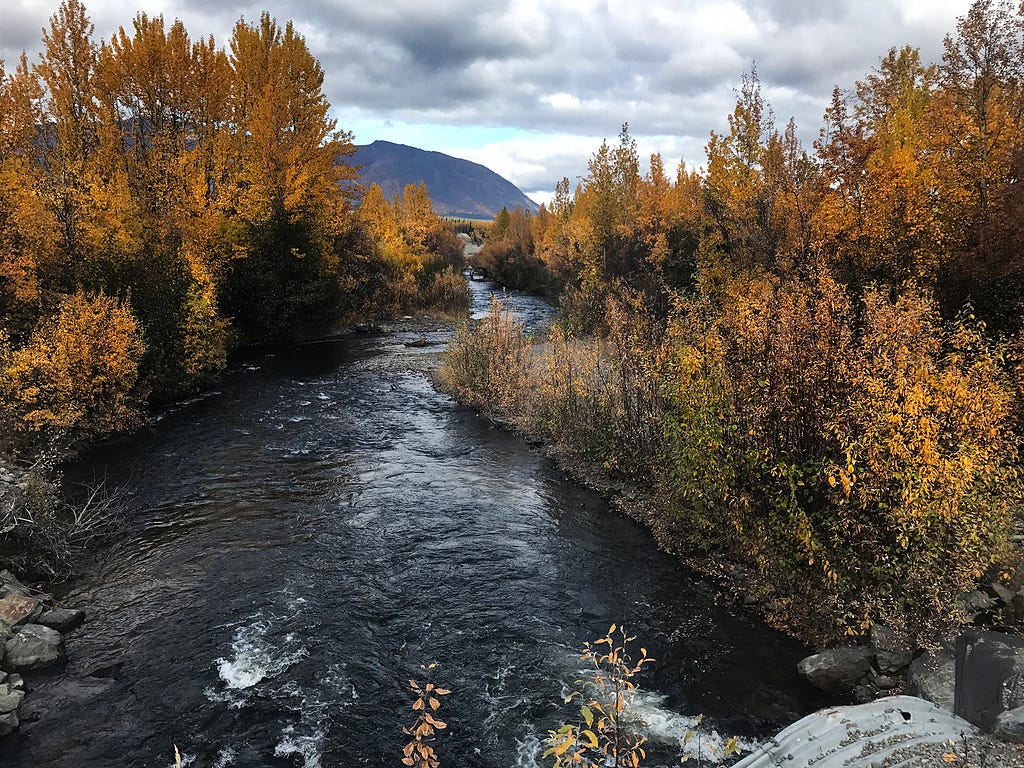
[2, 292, 145, 447]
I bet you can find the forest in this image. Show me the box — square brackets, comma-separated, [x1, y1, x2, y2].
[0, 0, 467, 573]
[445, 0, 1024, 645]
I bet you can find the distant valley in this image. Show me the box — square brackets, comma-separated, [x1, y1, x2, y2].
[351, 140, 539, 219]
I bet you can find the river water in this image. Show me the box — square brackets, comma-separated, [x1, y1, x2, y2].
[0, 280, 825, 768]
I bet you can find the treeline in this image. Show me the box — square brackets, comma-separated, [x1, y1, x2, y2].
[445, 0, 1024, 644]
[0, 0, 465, 457]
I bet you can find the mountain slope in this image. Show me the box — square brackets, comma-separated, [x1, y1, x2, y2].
[352, 140, 539, 219]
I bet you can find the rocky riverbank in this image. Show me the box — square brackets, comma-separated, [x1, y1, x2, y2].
[0, 569, 84, 736]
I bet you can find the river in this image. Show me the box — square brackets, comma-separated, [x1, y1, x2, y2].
[0, 279, 826, 768]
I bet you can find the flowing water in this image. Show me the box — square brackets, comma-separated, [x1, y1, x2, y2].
[0, 280, 826, 767]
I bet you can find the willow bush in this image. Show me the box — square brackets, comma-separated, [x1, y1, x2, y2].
[660, 274, 1019, 640]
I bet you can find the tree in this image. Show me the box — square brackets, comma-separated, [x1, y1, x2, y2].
[35, 0, 100, 285]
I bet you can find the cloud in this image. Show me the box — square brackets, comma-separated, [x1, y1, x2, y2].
[1, 0, 976, 195]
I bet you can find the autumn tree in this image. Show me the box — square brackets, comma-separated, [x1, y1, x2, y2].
[35, 0, 100, 287]
[0, 56, 57, 339]
[217, 12, 359, 343]
[932, 0, 1024, 329]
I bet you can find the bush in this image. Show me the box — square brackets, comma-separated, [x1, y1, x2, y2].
[660, 275, 1019, 641]
[422, 268, 471, 316]
[1, 291, 145, 451]
[438, 297, 530, 413]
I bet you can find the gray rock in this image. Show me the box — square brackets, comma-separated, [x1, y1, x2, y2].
[989, 581, 1016, 606]
[993, 706, 1024, 743]
[853, 683, 875, 703]
[963, 590, 997, 616]
[1013, 594, 1024, 623]
[907, 648, 956, 712]
[36, 607, 85, 633]
[0, 684, 24, 713]
[869, 668, 899, 690]
[870, 624, 914, 674]
[0, 708, 17, 737]
[797, 646, 873, 691]
[732, 696, 980, 768]
[954, 631, 1024, 731]
[8, 674, 23, 689]
[4, 623, 64, 669]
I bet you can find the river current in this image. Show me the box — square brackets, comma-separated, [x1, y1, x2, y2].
[0, 280, 825, 767]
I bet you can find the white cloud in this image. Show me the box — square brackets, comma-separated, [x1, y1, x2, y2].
[1, 0, 980, 199]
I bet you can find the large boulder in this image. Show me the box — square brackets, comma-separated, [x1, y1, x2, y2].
[870, 625, 914, 675]
[732, 696, 981, 768]
[4, 623, 64, 670]
[797, 646, 873, 691]
[36, 607, 85, 633]
[954, 631, 1024, 732]
[907, 646, 956, 712]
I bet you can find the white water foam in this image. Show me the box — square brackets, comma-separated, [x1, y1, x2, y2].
[208, 618, 309, 696]
[514, 726, 542, 768]
[274, 724, 325, 768]
[212, 747, 237, 768]
[631, 689, 758, 760]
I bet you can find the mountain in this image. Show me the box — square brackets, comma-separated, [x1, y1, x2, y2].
[351, 140, 540, 219]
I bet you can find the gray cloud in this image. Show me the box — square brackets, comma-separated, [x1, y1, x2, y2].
[1, 0, 975, 193]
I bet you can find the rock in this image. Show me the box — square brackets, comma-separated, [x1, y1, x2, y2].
[0, 595, 41, 628]
[993, 706, 1024, 743]
[0, 709, 17, 737]
[988, 581, 1016, 606]
[0, 571, 31, 598]
[962, 589, 997, 617]
[870, 624, 914, 674]
[954, 631, 1024, 731]
[869, 668, 899, 690]
[853, 683, 875, 703]
[731, 696, 980, 768]
[4, 624, 64, 669]
[8, 674, 23, 689]
[0, 683, 24, 713]
[36, 607, 85, 633]
[404, 336, 430, 348]
[907, 647, 956, 712]
[797, 646, 873, 691]
[1013, 593, 1024, 623]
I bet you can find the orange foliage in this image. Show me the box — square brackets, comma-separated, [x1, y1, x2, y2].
[2, 292, 144, 448]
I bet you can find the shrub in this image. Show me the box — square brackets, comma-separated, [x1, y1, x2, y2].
[422, 268, 471, 316]
[438, 296, 530, 413]
[661, 275, 1020, 640]
[1, 291, 145, 451]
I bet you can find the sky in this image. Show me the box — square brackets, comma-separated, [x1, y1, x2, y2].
[1, 0, 976, 205]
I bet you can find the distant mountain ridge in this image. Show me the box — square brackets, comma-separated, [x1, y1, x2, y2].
[352, 140, 539, 219]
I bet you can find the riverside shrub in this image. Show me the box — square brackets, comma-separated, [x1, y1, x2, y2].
[1, 291, 145, 450]
[438, 296, 530, 413]
[660, 275, 1019, 640]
